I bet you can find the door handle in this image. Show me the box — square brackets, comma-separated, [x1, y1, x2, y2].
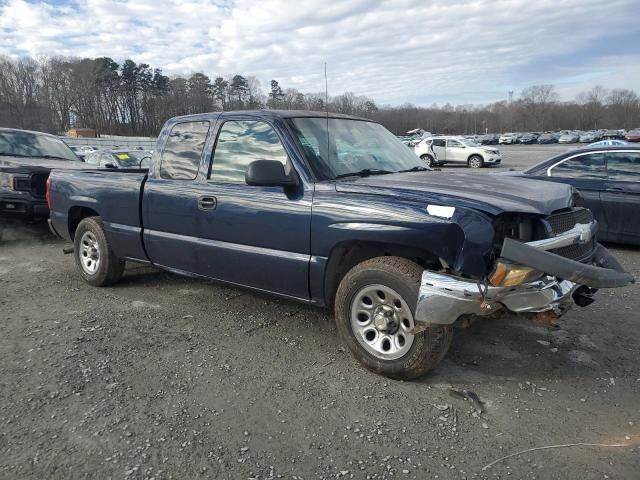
[198, 196, 217, 210]
[607, 187, 625, 192]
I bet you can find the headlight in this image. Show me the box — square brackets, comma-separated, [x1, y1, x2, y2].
[0, 172, 12, 190]
[489, 260, 543, 287]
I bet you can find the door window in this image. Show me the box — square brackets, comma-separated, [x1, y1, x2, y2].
[447, 139, 463, 148]
[549, 153, 606, 179]
[209, 120, 288, 184]
[159, 121, 210, 180]
[432, 139, 446, 148]
[606, 152, 640, 182]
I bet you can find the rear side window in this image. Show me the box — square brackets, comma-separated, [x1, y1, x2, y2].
[209, 120, 288, 184]
[550, 153, 606, 179]
[606, 152, 640, 182]
[160, 121, 210, 180]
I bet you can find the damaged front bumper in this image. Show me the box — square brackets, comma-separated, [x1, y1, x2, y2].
[415, 224, 634, 326]
[416, 272, 578, 326]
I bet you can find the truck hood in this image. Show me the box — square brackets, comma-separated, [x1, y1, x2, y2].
[334, 172, 573, 216]
[0, 155, 90, 171]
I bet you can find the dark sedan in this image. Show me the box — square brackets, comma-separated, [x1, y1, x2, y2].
[512, 146, 640, 245]
[537, 133, 558, 144]
[518, 133, 539, 144]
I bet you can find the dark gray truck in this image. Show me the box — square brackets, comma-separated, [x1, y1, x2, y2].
[0, 128, 86, 240]
[47, 110, 634, 379]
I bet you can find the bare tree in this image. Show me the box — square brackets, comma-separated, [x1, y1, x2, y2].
[520, 84, 558, 131]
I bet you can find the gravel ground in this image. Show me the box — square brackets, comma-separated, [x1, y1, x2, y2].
[1, 145, 639, 479]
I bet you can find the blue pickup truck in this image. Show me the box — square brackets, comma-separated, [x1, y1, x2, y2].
[47, 110, 633, 379]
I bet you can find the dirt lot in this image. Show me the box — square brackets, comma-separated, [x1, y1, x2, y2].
[1, 146, 639, 479]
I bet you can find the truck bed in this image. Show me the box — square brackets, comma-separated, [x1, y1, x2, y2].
[48, 169, 149, 262]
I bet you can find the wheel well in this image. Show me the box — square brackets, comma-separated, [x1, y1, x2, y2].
[68, 206, 99, 239]
[323, 241, 441, 308]
[468, 153, 484, 162]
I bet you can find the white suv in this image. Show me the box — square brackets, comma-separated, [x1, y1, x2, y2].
[413, 136, 502, 168]
[498, 133, 519, 144]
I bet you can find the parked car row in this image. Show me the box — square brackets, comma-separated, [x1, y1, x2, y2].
[84, 149, 153, 169]
[495, 129, 632, 145]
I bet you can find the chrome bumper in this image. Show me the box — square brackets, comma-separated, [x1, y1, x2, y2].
[415, 220, 633, 326]
[526, 221, 596, 251]
[415, 272, 577, 325]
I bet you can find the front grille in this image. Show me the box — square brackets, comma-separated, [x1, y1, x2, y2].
[546, 207, 593, 234]
[554, 242, 594, 260]
[544, 208, 595, 260]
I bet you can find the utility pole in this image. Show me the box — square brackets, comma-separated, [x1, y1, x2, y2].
[508, 91, 514, 131]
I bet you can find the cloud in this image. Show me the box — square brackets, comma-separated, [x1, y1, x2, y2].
[0, 0, 639, 105]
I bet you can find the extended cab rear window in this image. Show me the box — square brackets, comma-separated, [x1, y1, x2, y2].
[160, 121, 210, 180]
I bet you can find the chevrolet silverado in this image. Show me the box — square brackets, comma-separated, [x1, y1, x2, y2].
[47, 111, 634, 379]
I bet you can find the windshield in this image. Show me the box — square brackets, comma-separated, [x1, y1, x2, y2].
[0, 131, 80, 161]
[289, 118, 426, 180]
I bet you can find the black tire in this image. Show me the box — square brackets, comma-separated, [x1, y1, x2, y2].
[420, 154, 436, 168]
[334, 256, 453, 380]
[468, 155, 484, 168]
[0, 220, 4, 241]
[73, 216, 125, 286]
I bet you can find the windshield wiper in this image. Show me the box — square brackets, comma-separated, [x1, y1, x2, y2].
[40, 155, 73, 161]
[334, 168, 394, 180]
[0, 152, 31, 158]
[397, 166, 429, 173]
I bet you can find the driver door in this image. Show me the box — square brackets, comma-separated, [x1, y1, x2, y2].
[193, 118, 312, 299]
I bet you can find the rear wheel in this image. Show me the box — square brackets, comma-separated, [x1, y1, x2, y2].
[74, 217, 125, 286]
[468, 155, 484, 168]
[334, 256, 453, 380]
[420, 154, 436, 168]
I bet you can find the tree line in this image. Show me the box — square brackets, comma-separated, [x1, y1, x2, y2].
[1, 56, 639, 137]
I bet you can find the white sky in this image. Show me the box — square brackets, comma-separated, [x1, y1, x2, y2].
[1, 0, 639, 105]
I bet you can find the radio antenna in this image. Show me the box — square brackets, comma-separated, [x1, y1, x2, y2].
[324, 62, 330, 165]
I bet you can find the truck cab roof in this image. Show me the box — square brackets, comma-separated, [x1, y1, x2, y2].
[168, 109, 373, 123]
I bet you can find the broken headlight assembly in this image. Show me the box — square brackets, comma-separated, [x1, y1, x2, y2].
[488, 260, 544, 287]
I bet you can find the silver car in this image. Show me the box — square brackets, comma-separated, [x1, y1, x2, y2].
[414, 136, 502, 168]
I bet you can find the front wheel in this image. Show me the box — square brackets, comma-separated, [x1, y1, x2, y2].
[74, 216, 125, 286]
[334, 257, 453, 380]
[468, 155, 484, 168]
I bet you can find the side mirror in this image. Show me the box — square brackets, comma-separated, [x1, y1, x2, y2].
[245, 160, 297, 187]
[103, 163, 118, 169]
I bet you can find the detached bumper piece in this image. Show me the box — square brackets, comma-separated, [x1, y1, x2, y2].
[415, 216, 633, 326]
[416, 272, 577, 326]
[501, 240, 633, 289]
